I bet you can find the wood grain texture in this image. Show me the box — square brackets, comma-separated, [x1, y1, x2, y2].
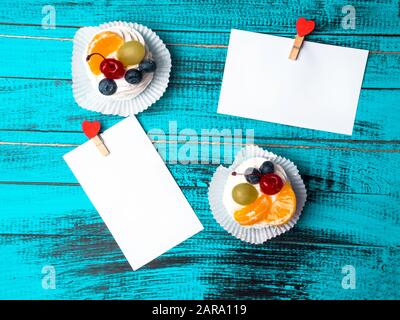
[0, 234, 398, 299]
[0, 79, 399, 141]
[0, 0, 399, 34]
[0, 0, 399, 300]
[0, 180, 399, 245]
[1, 136, 400, 193]
[0, 35, 399, 88]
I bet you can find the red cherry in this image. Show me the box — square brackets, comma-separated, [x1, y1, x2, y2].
[100, 58, 125, 79]
[86, 53, 125, 79]
[260, 173, 283, 195]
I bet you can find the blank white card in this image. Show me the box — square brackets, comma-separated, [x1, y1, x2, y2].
[218, 29, 369, 135]
[64, 117, 203, 271]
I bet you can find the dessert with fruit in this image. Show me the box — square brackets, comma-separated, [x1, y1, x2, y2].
[85, 26, 157, 98]
[223, 157, 297, 227]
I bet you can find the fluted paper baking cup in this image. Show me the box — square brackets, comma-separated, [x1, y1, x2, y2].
[72, 21, 171, 116]
[208, 145, 307, 244]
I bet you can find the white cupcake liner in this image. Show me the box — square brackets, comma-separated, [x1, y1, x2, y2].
[72, 21, 172, 116]
[208, 145, 307, 244]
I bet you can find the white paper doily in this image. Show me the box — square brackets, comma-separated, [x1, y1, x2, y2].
[72, 21, 171, 116]
[208, 145, 307, 244]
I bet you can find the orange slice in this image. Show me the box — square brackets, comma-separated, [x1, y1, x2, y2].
[234, 195, 271, 226]
[87, 31, 124, 75]
[264, 183, 296, 225]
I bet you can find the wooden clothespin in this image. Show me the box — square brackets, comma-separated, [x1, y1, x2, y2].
[82, 120, 110, 156]
[289, 17, 315, 60]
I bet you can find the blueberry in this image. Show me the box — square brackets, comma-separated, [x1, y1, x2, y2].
[125, 69, 143, 84]
[138, 59, 157, 73]
[259, 161, 274, 174]
[98, 78, 117, 96]
[244, 167, 261, 184]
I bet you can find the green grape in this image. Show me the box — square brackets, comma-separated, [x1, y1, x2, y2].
[117, 41, 145, 66]
[232, 183, 258, 205]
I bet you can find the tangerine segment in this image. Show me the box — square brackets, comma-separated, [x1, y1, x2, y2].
[264, 183, 296, 226]
[87, 31, 124, 75]
[234, 195, 271, 226]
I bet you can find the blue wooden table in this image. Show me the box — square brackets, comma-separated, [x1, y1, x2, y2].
[0, 0, 399, 299]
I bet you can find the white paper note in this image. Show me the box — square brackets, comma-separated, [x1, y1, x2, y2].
[217, 29, 369, 135]
[63, 117, 203, 271]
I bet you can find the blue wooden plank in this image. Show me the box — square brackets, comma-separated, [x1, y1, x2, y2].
[0, 78, 399, 140]
[0, 35, 398, 88]
[0, 0, 399, 34]
[0, 24, 399, 53]
[0, 232, 398, 299]
[1, 136, 399, 194]
[0, 0, 398, 300]
[0, 181, 399, 247]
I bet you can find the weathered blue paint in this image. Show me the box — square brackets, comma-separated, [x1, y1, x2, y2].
[0, 0, 399, 299]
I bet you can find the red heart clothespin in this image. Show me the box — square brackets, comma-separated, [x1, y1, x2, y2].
[82, 120, 110, 156]
[289, 17, 315, 60]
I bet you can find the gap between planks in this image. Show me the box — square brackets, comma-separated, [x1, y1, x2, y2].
[0, 75, 398, 91]
[0, 232, 396, 250]
[0, 33, 398, 54]
[0, 181, 392, 197]
[0, 140, 399, 153]
[1, 21, 400, 36]
[2, 129, 400, 143]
